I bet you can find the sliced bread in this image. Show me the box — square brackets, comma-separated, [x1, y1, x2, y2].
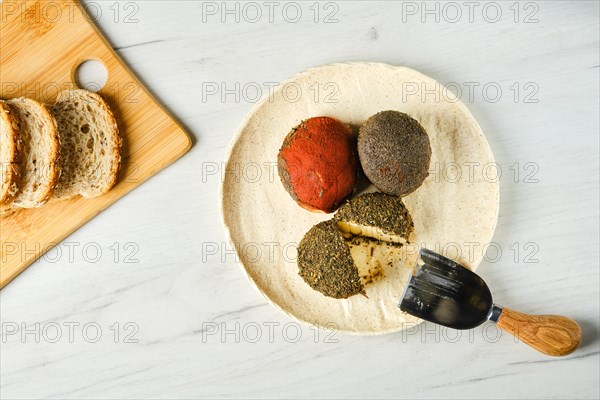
[51, 90, 121, 199]
[6, 98, 60, 208]
[0, 100, 21, 209]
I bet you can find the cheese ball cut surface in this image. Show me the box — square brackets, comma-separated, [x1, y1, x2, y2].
[335, 192, 414, 244]
[358, 111, 431, 196]
[278, 117, 359, 213]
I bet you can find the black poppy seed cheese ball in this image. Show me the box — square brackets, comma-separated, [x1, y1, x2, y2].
[358, 111, 432, 196]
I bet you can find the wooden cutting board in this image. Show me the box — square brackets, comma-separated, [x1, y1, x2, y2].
[0, 0, 192, 287]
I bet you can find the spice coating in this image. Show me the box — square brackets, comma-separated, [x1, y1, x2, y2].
[335, 192, 414, 241]
[278, 117, 359, 213]
[298, 220, 364, 299]
[358, 111, 431, 196]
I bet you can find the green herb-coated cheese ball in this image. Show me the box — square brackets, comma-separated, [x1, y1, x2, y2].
[297, 220, 364, 299]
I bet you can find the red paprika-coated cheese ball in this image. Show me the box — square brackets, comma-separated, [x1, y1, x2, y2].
[277, 117, 359, 213]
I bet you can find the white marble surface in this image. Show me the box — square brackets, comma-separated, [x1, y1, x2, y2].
[1, 1, 599, 399]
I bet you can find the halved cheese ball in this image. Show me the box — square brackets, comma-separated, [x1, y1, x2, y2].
[298, 193, 415, 299]
[335, 192, 414, 244]
[298, 220, 365, 299]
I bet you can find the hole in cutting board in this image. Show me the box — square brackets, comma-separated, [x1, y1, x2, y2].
[75, 60, 108, 92]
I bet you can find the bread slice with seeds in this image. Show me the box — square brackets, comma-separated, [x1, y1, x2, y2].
[0, 100, 21, 209]
[6, 98, 60, 208]
[51, 89, 121, 200]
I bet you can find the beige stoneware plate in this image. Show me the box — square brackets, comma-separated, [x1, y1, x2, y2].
[220, 62, 499, 334]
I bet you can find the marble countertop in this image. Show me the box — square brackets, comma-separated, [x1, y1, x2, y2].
[1, 1, 599, 399]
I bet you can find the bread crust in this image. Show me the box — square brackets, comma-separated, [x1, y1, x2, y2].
[0, 100, 21, 208]
[6, 98, 60, 207]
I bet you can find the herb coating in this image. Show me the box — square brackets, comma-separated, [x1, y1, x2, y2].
[298, 220, 364, 299]
[335, 192, 414, 241]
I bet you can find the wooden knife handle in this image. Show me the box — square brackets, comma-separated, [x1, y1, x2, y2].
[496, 307, 582, 356]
